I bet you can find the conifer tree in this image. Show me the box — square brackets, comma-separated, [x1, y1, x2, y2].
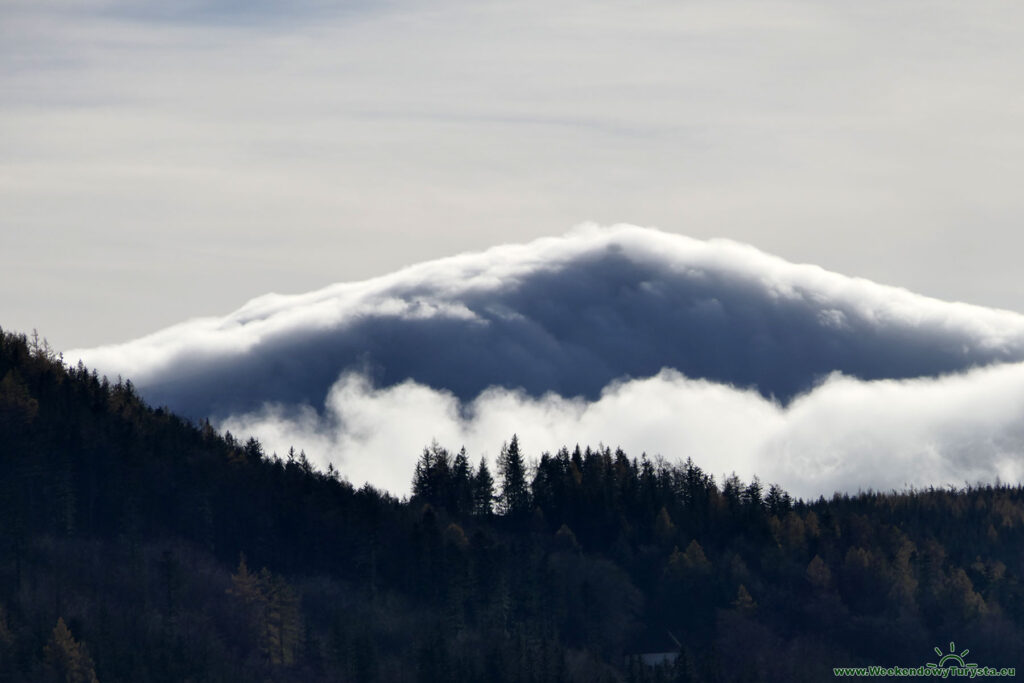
[412, 441, 451, 507]
[451, 447, 473, 515]
[472, 457, 495, 517]
[259, 569, 302, 666]
[43, 618, 98, 683]
[497, 435, 529, 517]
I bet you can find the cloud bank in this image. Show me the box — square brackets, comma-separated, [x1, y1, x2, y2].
[221, 364, 1024, 500]
[71, 226, 1024, 497]
[73, 226, 1024, 412]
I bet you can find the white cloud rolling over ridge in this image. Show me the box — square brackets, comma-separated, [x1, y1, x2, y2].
[220, 366, 1024, 500]
[71, 226, 1024, 498]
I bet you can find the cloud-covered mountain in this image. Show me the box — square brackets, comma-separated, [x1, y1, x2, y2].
[71, 225, 1024, 497]
[74, 225, 1024, 415]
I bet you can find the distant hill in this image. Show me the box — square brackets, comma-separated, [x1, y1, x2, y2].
[71, 226, 1024, 419]
[2, 326, 1023, 681]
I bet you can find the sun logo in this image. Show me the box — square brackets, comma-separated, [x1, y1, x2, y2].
[926, 642, 977, 669]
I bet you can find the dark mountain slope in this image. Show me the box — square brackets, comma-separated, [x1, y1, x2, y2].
[73, 228, 1024, 419]
[2, 327, 1023, 682]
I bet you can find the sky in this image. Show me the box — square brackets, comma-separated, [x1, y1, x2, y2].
[5, 0, 1024, 351]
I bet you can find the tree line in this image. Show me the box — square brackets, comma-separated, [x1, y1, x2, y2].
[1, 327, 1023, 682]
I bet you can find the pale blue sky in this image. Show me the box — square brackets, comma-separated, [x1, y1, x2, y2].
[4, 0, 1024, 350]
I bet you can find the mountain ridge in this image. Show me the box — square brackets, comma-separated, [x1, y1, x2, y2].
[70, 225, 1024, 421]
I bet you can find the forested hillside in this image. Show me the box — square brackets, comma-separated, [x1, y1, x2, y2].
[1, 327, 1023, 682]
